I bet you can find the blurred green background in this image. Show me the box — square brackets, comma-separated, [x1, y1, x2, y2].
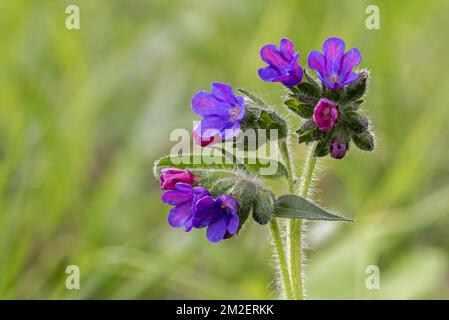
[1, 0, 449, 299]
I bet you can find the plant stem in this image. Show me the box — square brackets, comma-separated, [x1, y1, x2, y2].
[269, 220, 293, 299]
[270, 139, 296, 299]
[278, 139, 295, 192]
[290, 141, 318, 299]
[299, 142, 318, 198]
[279, 138, 306, 299]
[276, 139, 318, 300]
[277, 139, 298, 299]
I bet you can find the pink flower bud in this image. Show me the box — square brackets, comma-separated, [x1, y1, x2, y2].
[313, 98, 338, 131]
[160, 168, 196, 190]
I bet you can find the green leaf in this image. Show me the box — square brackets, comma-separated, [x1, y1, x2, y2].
[296, 119, 317, 134]
[314, 135, 331, 157]
[296, 81, 321, 99]
[154, 154, 238, 178]
[304, 69, 321, 90]
[209, 177, 237, 195]
[285, 99, 314, 118]
[297, 129, 322, 144]
[153, 154, 287, 179]
[274, 195, 353, 221]
[237, 88, 270, 111]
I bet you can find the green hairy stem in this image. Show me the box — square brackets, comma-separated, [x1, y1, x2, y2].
[274, 139, 318, 300]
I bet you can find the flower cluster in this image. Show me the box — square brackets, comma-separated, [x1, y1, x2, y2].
[160, 168, 239, 243]
[264, 37, 376, 159]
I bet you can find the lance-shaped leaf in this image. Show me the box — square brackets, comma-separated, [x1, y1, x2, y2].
[274, 194, 353, 221]
[285, 99, 314, 118]
[237, 88, 271, 111]
[153, 154, 287, 180]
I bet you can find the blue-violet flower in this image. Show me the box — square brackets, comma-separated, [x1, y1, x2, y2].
[192, 195, 239, 243]
[308, 37, 361, 91]
[258, 38, 303, 87]
[161, 182, 210, 231]
[191, 83, 245, 146]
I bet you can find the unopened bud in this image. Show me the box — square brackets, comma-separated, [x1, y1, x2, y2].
[352, 131, 375, 151]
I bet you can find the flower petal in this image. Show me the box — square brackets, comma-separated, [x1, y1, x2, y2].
[279, 38, 295, 61]
[260, 44, 288, 68]
[307, 50, 326, 77]
[167, 204, 193, 228]
[161, 187, 192, 206]
[258, 66, 282, 81]
[341, 71, 358, 87]
[280, 53, 302, 86]
[192, 196, 218, 228]
[191, 91, 231, 117]
[211, 83, 236, 103]
[193, 186, 210, 201]
[322, 37, 345, 75]
[221, 121, 241, 140]
[198, 116, 234, 138]
[234, 96, 246, 121]
[258, 66, 292, 84]
[340, 48, 361, 77]
[218, 195, 238, 213]
[206, 216, 227, 243]
[227, 214, 239, 235]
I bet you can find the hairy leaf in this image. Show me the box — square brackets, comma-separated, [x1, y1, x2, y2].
[274, 195, 353, 221]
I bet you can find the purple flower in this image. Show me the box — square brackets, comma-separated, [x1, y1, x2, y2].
[330, 136, 349, 159]
[313, 98, 338, 131]
[258, 38, 303, 87]
[191, 83, 245, 146]
[160, 168, 196, 190]
[308, 37, 361, 91]
[161, 183, 210, 231]
[192, 195, 239, 243]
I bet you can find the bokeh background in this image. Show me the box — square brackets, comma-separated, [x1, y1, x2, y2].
[1, 0, 449, 299]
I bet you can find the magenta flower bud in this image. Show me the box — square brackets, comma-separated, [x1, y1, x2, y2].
[330, 136, 349, 159]
[160, 168, 197, 190]
[313, 98, 338, 131]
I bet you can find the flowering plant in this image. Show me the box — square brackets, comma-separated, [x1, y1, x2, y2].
[153, 37, 375, 299]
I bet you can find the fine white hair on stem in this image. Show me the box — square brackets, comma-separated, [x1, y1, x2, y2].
[268, 223, 288, 299]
